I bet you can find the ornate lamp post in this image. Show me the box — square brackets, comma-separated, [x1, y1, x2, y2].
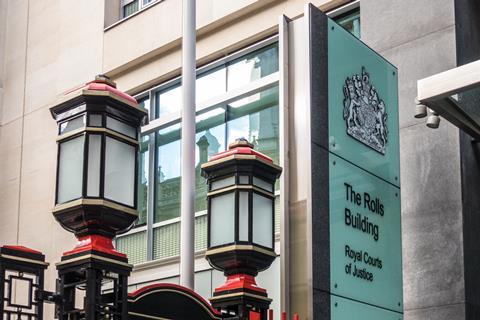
[201, 138, 282, 320]
[49, 75, 147, 319]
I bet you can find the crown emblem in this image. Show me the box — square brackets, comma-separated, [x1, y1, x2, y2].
[343, 67, 388, 155]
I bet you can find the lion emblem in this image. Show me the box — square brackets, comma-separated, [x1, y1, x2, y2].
[343, 67, 388, 155]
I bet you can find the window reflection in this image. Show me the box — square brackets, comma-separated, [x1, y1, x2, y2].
[156, 124, 181, 223]
[227, 86, 280, 165]
[196, 68, 227, 104]
[336, 10, 361, 39]
[227, 44, 279, 91]
[156, 85, 181, 118]
[195, 108, 227, 212]
[138, 96, 151, 115]
[154, 86, 280, 223]
[131, 42, 281, 262]
[137, 135, 149, 225]
[152, 43, 279, 121]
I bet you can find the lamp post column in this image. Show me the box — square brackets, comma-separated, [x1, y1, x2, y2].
[180, 0, 196, 290]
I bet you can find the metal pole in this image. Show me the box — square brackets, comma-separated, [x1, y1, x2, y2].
[180, 0, 196, 289]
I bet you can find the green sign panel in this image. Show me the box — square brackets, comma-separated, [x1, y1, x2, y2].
[331, 296, 403, 320]
[306, 6, 402, 318]
[327, 16, 402, 315]
[329, 154, 402, 312]
[328, 18, 400, 187]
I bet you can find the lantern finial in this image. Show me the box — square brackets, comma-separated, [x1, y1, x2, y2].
[228, 137, 254, 149]
[94, 74, 117, 88]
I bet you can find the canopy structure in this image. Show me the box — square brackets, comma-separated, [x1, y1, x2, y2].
[417, 59, 480, 139]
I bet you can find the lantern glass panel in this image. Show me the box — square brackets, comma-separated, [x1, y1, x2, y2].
[104, 137, 135, 206]
[252, 193, 273, 248]
[210, 192, 235, 247]
[211, 176, 235, 191]
[239, 175, 249, 184]
[59, 115, 85, 135]
[89, 114, 103, 127]
[238, 191, 249, 241]
[253, 176, 273, 192]
[107, 116, 137, 139]
[57, 135, 85, 203]
[87, 134, 102, 197]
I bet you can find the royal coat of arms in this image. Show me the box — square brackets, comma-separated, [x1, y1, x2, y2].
[343, 67, 388, 155]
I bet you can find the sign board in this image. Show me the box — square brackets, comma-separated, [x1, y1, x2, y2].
[331, 296, 403, 320]
[327, 18, 400, 187]
[329, 154, 402, 312]
[306, 4, 402, 319]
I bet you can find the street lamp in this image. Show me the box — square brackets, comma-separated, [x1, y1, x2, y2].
[50, 75, 147, 319]
[51, 75, 145, 239]
[201, 138, 282, 320]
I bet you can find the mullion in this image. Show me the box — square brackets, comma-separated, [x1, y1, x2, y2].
[83, 133, 90, 198]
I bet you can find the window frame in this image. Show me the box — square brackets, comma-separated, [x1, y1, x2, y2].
[116, 3, 362, 265]
[116, 36, 281, 264]
[121, 0, 160, 19]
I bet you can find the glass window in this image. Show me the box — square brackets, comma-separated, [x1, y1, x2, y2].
[196, 67, 227, 104]
[137, 135, 149, 225]
[117, 231, 147, 265]
[211, 176, 235, 191]
[156, 124, 181, 222]
[107, 116, 137, 139]
[123, 0, 139, 18]
[253, 176, 273, 192]
[124, 41, 281, 264]
[156, 85, 181, 118]
[238, 191, 249, 241]
[227, 86, 280, 165]
[138, 96, 151, 116]
[227, 44, 279, 91]
[104, 137, 136, 207]
[195, 215, 208, 251]
[239, 175, 249, 184]
[195, 108, 226, 212]
[210, 192, 235, 247]
[153, 222, 180, 260]
[59, 115, 85, 135]
[122, 0, 158, 19]
[252, 193, 273, 248]
[336, 9, 361, 39]
[57, 135, 85, 204]
[87, 135, 102, 197]
[89, 114, 102, 127]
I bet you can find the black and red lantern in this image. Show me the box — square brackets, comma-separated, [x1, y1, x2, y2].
[50, 75, 146, 250]
[50, 75, 147, 319]
[201, 138, 282, 320]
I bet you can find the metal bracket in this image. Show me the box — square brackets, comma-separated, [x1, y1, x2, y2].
[35, 290, 61, 304]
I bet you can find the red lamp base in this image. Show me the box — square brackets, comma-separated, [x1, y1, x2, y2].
[214, 274, 267, 296]
[62, 234, 126, 258]
[211, 273, 271, 320]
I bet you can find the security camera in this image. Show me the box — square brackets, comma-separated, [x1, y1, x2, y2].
[414, 98, 428, 118]
[426, 108, 440, 129]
